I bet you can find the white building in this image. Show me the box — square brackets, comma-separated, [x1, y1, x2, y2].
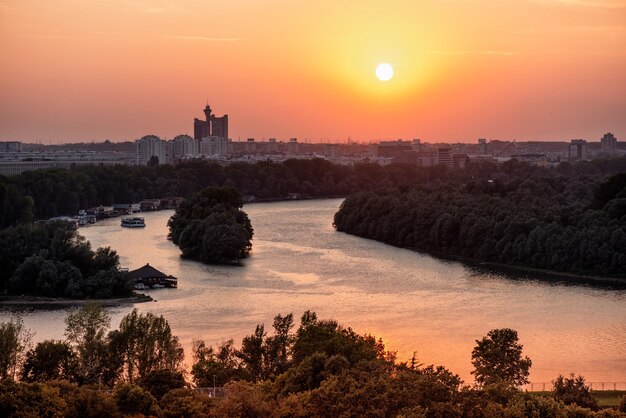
[201, 136, 228, 156]
[172, 134, 198, 161]
[136, 135, 167, 165]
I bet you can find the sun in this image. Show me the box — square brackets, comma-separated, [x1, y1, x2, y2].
[375, 63, 394, 81]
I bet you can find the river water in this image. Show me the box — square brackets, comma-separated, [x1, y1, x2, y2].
[1, 199, 625, 385]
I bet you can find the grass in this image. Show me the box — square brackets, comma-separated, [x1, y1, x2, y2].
[531, 390, 625, 408]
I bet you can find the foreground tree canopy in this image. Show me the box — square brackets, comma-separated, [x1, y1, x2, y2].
[168, 187, 253, 264]
[0, 221, 133, 298]
[1, 310, 624, 417]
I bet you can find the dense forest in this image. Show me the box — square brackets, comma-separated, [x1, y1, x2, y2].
[1, 308, 624, 417]
[168, 187, 253, 264]
[334, 171, 626, 279]
[2, 157, 625, 229]
[0, 221, 133, 297]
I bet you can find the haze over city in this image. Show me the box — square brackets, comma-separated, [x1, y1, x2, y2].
[1, 0, 625, 143]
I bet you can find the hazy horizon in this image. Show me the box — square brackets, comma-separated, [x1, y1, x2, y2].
[1, 0, 625, 143]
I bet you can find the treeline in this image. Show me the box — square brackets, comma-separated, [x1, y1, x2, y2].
[168, 187, 253, 264]
[334, 172, 626, 279]
[1, 308, 624, 417]
[2, 157, 625, 229]
[0, 221, 132, 297]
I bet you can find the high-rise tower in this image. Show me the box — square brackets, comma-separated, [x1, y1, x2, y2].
[193, 104, 228, 141]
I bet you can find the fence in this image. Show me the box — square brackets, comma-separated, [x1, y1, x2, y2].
[195, 387, 226, 398]
[524, 382, 626, 392]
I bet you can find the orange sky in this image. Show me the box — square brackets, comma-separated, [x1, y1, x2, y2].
[1, 0, 625, 143]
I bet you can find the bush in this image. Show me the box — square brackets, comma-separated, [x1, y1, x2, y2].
[139, 369, 186, 400]
[552, 374, 598, 411]
[114, 383, 161, 416]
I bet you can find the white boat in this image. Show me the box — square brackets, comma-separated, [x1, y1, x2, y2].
[121, 217, 146, 228]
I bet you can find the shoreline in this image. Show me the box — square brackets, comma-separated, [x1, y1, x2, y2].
[0, 293, 153, 307]
[410, 247, 626, 289]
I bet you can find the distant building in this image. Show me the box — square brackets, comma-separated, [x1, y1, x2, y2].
[194, 104, 229, 141]
[0, 141, 22, 152]
[452, 153, 468, 169]
[288, 138, 299, 155]
[478, 138, 487, 154]
[171, 134, 198, 161]
[600, 132, 617, 154]
[0, 147, 134, 176]
[201, 136, 228, 156]
[136, 135, 167, 165]
[568, 139, 588, 161]
[511, 153, 549, 167]
[437, 147, 453, 168]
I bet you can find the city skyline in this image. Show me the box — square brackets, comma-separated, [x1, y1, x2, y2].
[1, 0, 625, 143]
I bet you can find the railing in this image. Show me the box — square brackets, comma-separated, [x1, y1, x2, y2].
[524, 382, 626, 392]
[195, 387, 226, 398]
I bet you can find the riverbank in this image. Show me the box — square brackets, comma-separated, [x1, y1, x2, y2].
[0, 293, 153, 307]
[410, 247, 626, 289]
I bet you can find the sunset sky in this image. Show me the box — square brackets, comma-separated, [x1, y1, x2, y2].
[1, 0, 625, 143]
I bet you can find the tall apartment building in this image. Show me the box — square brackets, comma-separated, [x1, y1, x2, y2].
[601, 132, 617, 154]
[568, 139, 588, 161]
[172, 134, 198, 161]
[437, 147, 453, 168]
[136, 135, 167, 165]
[200, 136, 228, 156]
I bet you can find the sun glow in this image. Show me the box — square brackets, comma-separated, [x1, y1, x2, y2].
[375, 63, 394, 81]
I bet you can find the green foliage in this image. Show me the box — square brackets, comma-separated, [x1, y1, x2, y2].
[168, 186, 254, 264]
[0, 380, 67, 418]
[21, 340, 79, 383]
[333, 171, 626, 279]
[236, 313, 295, 381]
[619, 394, 626, 412]
[116, 309, 184, 384]
[213, 381, 275, 418]
[0, 317, 32, 381]
[1, 309, 624, 417]
[63, 386, 121, 418]
[0, 221, 132, 298]
[552, 373, 599, 411]
[191, 339, 242, 387]
[291, 310, 381, 367]
[471, 328, 532, 388]
[64, 304, 111, 384]
[159, 387, 212, 418]
[113, 383, 161, 416]
[139, 369, 186, 400]
[503, 392, 565, 418]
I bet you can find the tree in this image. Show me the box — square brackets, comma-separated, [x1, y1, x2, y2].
[116, 309, 184, 383]
[114, 383, 161, 416]
[140, 369, 187, 400]
[167, 186, 253, 265]
[471, 328, 532, 388]
[64, 304, 110, 384]
[0, 317, 32, 381]
[552, 373, 598, 411]
[21, 340, 79, 382]
[191, 339, 241, 387]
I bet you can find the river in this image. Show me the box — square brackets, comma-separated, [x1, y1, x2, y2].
[1, 199, 625, 385]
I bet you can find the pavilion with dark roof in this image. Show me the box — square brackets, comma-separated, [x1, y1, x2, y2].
[128, 263, 178, 288]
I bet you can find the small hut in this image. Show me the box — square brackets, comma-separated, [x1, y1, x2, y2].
[128, 264, 178, 288]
